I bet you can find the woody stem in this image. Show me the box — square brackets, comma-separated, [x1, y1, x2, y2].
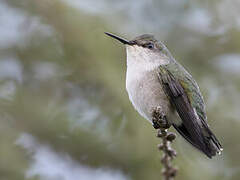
[152, 107, 178, 180]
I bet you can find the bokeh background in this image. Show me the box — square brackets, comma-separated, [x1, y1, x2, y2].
[0, 0, 240, 179]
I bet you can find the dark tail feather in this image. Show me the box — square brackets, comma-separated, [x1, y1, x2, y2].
[173, 123, 223, 158]
[203, 124, 223, 157]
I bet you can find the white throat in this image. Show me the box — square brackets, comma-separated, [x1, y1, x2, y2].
[126, 45, 169, 73]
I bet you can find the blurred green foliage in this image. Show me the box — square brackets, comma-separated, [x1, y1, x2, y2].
[0, 0, 240, 180]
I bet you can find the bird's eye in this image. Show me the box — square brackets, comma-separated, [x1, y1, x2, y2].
[144, 43, 154, 49]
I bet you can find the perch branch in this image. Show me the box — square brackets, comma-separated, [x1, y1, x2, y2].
[152, 106, 178, 180]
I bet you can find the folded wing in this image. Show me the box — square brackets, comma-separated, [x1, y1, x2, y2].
[158, 66, 222, 158]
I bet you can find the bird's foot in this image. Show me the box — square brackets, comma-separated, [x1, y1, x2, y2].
[152, 106, 171, 129]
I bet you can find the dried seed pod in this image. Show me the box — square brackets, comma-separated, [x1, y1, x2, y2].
[166, 132, 176, 141]
[158, 143, 164, 150]
[167, 149, 177, 157]
[161, 154, 167, 163]
[168, 167, 178, 177]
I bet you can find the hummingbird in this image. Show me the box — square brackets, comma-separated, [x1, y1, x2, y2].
[105, 32, 223, 158]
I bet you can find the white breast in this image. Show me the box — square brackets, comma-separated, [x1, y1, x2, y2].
[126, 66, 149, 119]
[125, 45, 173, 122]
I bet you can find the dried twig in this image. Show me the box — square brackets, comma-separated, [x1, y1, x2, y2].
[152, 107, 178, 180]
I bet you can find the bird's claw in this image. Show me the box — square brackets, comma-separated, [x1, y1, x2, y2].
[152, 106, 171, 129]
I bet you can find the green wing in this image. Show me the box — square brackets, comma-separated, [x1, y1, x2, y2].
[178, 74, 206, 122]
[158, 64, 222, 158]
[162, 63, 206, 121]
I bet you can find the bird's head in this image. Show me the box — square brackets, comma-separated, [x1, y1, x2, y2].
[105, 32, 172, 69]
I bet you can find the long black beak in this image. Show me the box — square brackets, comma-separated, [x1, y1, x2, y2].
[104, 32, 132, 45]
